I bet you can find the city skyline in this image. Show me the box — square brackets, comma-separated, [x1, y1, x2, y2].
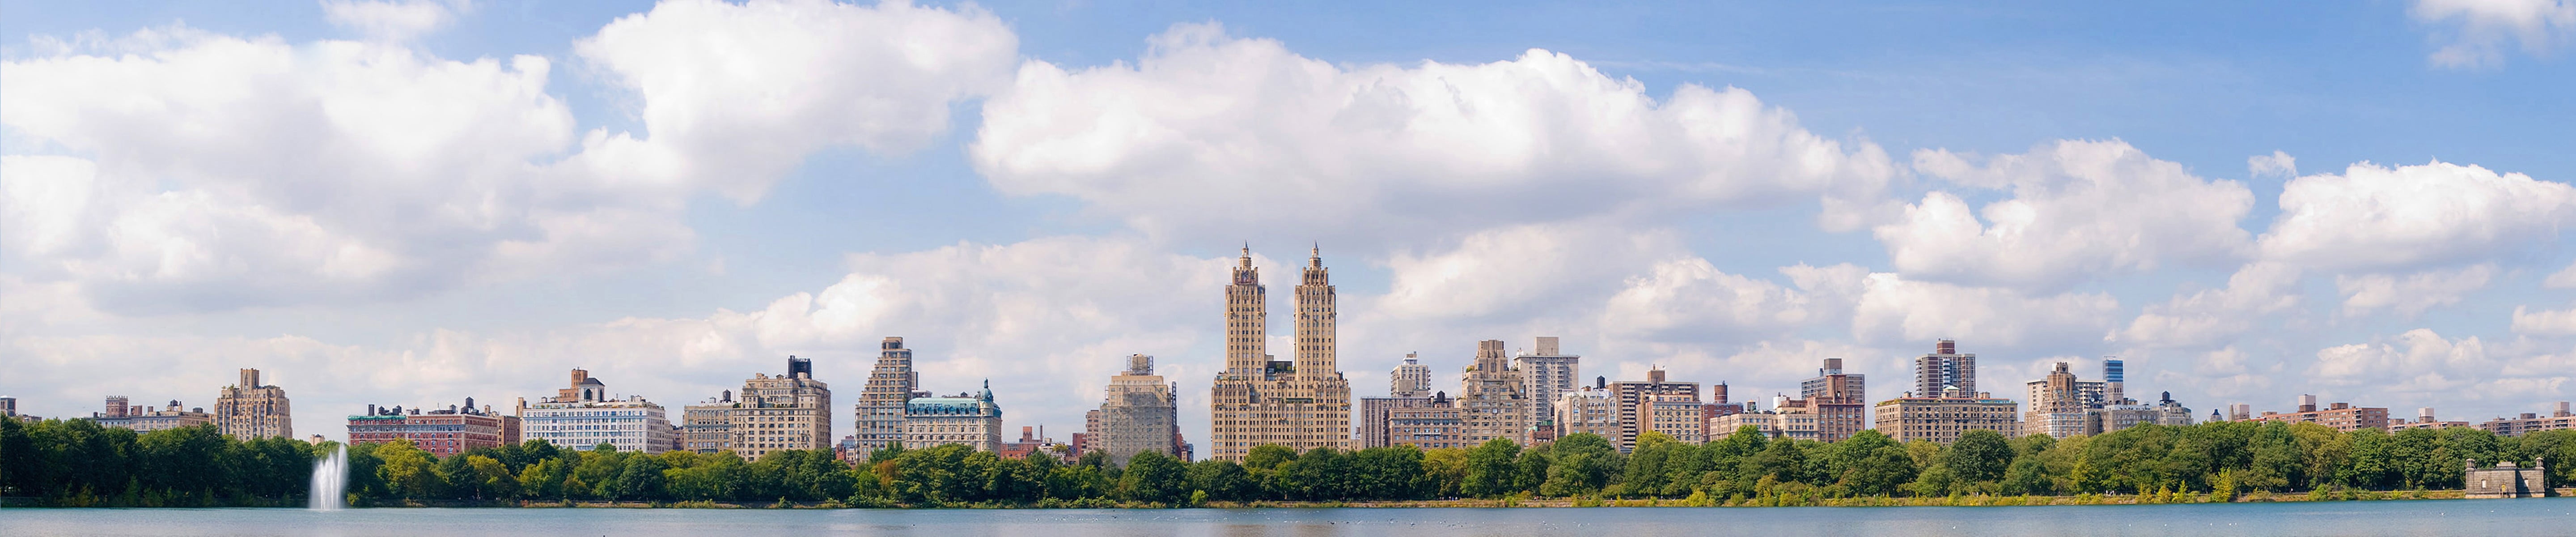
[4, 0, 2574, 444]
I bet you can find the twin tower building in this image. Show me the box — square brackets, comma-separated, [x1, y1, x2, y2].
[1208, 245, 1354, 460]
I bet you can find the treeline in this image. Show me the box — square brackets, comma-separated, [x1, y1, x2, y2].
[0, 418, 316, 507]
[4, 417, 2570, 507]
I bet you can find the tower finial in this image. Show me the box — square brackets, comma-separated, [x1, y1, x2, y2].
[1239, 242, 1252, 268]
[1309, 241, 1322, 268]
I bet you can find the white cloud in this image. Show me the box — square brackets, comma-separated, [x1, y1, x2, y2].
[2547, 260, 2576, 288]
[971, 23, 1898, 244]
[1850, 272, 2122, 348]
[1369, 222, 1682, 323]
[2118, 262, 2304, 348]
[2335, 264, 2498, 317]
[2249, 150, 2298, 179]
[2412, 0, 2576, 69]
[2259, 160, 2576, 272]
[2511, 303, 2576, 336]
[1599, 261, 1864, 343]
[2307, 328, 2571, 402]
[1876, 139, 2255, 291]
[572, 0, 1019, 201]
[321, 0, 468, 43]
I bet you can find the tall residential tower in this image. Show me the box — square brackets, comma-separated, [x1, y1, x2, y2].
[1208, 246, 1352, 460]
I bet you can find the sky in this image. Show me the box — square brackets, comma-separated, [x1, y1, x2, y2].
[2, 0, 2572, 443]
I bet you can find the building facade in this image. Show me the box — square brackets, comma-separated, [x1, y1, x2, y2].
[1873, 396, 2019, 443]
[853, 337, 923, 456]
[1096, 354, 1182, 465]
[92, 397, 214, 433]
[1913, 340, 1977, 398]
[1711, 405, 1819, 440]
[2464, 458, 2550, 499]
[2477, 402, 2575, 437]
[1512, 337, 1579, 438]
[1459, 339, 1531, 445]
[717, 356, 833, 460]
[2246, 395, 2389, 432]
[2388, 407, 2471, 432]
[1208, 246, 1352, 460]
[682, 394, 735, 454]
[1386, 393, 1467, 450]
[1390, 354, 1431, 397]
[1555, 384, 1618, 441]
[1609, 368, 1698, 452]
[215, 369, 292, 439]
[2024, 362, 2107, 439]
[1642, 398, 1708, 443]
[903, 382, 1004, 452]
[519, 369, 674, 453]
[1796, 358, 1868, 441]
[1360, 355, 1439, 449]
[346, 401, 513, 457]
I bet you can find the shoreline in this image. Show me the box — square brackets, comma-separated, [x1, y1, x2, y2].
[12, 488, 2565, 509]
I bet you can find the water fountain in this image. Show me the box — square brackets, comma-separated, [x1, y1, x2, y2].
[309, 443, 347, 510]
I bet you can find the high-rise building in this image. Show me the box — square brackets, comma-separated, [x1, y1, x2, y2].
[1609, 367, 1698, 452]
[93, 397, 214, 433]
[1555, 380, 1619, 441]
[1391, 354, 1431, 397]
[1386, 392, 1468, 450]
[520, 369, 674, 453]
[1459, 339, 1532, 445]
[2023, 362, 2106, 438]
[2102, 357, 2126, 405]
[852, 337, 921, 456]
[1913, 340, 1976, 398]
[682, 392, 736, 454]
[721, 356, 833, 460]
[1873, 395, 2018, 443]
[1795, 358, 1868, 441]
[1208, 246, 1352, 460]
[347, 400, 513, 457]
[903, 380, 1003, 452]
[1512, 337, 1580, 437]
[215, 369, 292, 439]
[2476, 402, 2574, 437]
[1096, 354, 1182, 465]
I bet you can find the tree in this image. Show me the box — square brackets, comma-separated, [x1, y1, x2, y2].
[1833, 430, 1915, 496]
[1541, 434, 1617, 497]
[1186, 459, 1255, 502]
[374, 440, 436, 500]
[1118, 451, 1187, 504]
[1462, 438, 1522, 498]
[1945, 430, 2012, 484]
[465, 456, 515, 500]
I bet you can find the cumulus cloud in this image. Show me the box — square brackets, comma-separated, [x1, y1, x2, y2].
[971, 23, 1898, 244]
[2547, 260, 2576, 288]
[2117, 262, 2303, 348]
[2412, 0, 2576, 69]
[2248, 150, 2298, 179]
[1877, 139, 2255, 291]
[321, 0, 469, 43]
[1851, 272, 2122, 349]
[2512, 303, 2576, 336]
[1599, 261, 1864, 343]
[572, 0, 1018, 201]
[2335, 264, 2498, 317]
[0, 1, 1021, 313]
[2308, 328, 2572, 401]
[2260, 161, 2576, 272]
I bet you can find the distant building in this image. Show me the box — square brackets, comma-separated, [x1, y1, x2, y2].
[2464, 458, 2550, 499]
[1095, 354, 1182, 465]
[1795, 358, 1868, 441]
[1554, 383, 1619, 441]
[1608, 367, 1698, 452]
[2024, 362, 2106, 439]
[2153, 392, 2195, 426]
[518, 368, 674, 453]
[0, 396, 18, 420]
[904, 381, 1002, 452]
[2389, 407, 2472, 432]
[719, 356, 833, 460]
[1390, 354, 1432, 397]
[2477, 402, 2575, 437]
[999, 426, 1073, 462]
[347, 399, 513, 457]
[2246, 395, 2388, 432]
[852, 337, 923, 457]
[1208, 246, 1353, 460]
[1512, 337, 1580, 439]
[1875, 395, 2019, 443]
[1387, 392, 1468, 450]
[1712, 400, 1818, 440]
[93, 397, 214, 433]
[682, 392, 736, 454]
[215, 369, 292, 439]
[1913, 340, 1977, 398]
[1459, 340, 1532, 445]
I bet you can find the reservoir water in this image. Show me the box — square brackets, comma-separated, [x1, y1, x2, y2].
[6, 499, 2572, 537]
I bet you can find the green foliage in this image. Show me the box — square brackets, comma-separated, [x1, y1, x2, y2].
[11, 418, 2566, 507]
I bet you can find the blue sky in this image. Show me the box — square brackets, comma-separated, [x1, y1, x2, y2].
[2, 0, 2571, 442]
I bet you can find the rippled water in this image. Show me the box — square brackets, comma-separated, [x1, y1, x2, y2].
[6, 499, 2572, 537]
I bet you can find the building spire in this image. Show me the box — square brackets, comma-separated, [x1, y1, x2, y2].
[1240, 242, 1252, 268]
[1309, 242, 1322, 268]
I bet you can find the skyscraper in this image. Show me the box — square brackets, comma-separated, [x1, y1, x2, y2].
[1795, 358, 1868, 441]
[1512, 337, 1579, 437]
[725, 356, 832, 460]
[1095, 354, 1180, 465]
[1390, 354, 1431, 397]
[1913, 339, 1976, 398]
[852, 337, 920, 456]
[1359, 353, 1436, 449]
[1208, 245, 1352, 460]
[1609, 367, 1698, 452]
[215, 368, 292, 439]
[1459, 339, 1530, 445]
[2023, 362, 2105, 438]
